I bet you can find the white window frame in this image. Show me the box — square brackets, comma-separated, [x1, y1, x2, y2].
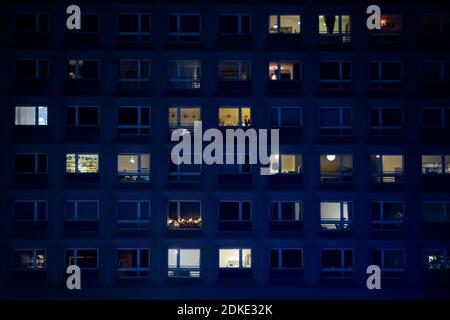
[219, 200, 252, 222]
[65, 248, 99, 269]
[320, 154, 353, 181]
[270, 201, 302, 222]
[270, 248, 303, 269]
[320, 201, 353, 230]
[116, 200, 151, 229]
[318, 15, 351, 38]
[14, 153, 48, 174]
[13, 200, 47, 222]
[65, 200, 99, 221]
[14, 106, 48, 126]
[168, 248, 201, 278]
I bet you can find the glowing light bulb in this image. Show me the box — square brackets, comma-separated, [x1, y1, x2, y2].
[326, 154, 336, 161]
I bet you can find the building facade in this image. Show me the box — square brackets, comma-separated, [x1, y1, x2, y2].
[0, 0, 449, 299]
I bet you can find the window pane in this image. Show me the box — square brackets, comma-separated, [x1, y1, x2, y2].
[15, 107, 36, 125]
[219, 249, 240, 268]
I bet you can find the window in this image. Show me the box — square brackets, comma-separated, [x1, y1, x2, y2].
[219, 249, 251, 268]
[169, 155, 201, 182]
[268, 61, 301, 80]
[168, 201, 201, 229]
[420, 14, 450, 34]
[424, 250, 450, 271]
[270, 107, 302, 128]
[117, 154, 150, 182]
[319, 61, 351, 88]
[168, 249, 200, 278]
[219, 201, 251, 222]
[219, 14, 250, 35]
[118, 13, 150, 42]
[14, 153, 47, 174]
[269, 15, 300, 34]
[68, 14, 99, 33]
[370, 61, 402, 89]
[14, 201, 47, 222]
[321, 249, 353, 277]
[16, 13, 48, 33]
[12, 249, 46, 270]
[319, 15, 351, 42]
[65, 249, 98, 269]
[169, 14, 200, 42]
[118, 60, 150, 88]
[270, 249, 302, 269]
[65, 201, 99, 222]
[370, 107, 403, 135]
[423, 61, 450, 81]
[371, 202, 404, 230]
[422, 155, 450, 175]
[66, 106, 99, 127]
[168, 107, 201, 130]
[218, 107, 251, 127]
[118, 106, 150, 134]
[269, 154, 302, 175]
[16, 59, 48, 80]
[372, 249, 405, 277]
[422, 107, 450, 129]
[320, 202, 352, 230]
[66, 154, 99, 174]
[423, 202, 450, 223]
[218, 61, 251, 81]
[15, 106, 47, 126]
[320, 154, 353, 182]
[117, 249, 150, 278]
[270, 201, 302, 222]
[371, 155, 404, 183]
[372, 15, 402, 35]
[168, 60, 201, 89]
[67, 60, 99, 79]
[117, 201, 150, 230]
[220, 154, 251, 175]
[319, 107, 352, 135]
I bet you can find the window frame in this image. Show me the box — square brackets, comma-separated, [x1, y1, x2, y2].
[219, 248, 252, 269]
[116, 200, 151, 230]
[65, 248, 99, 270]
[268, 61, 302, 81]
[12, 249, 47, 271]
[319, 106, 352, 135]
[116, 248, 150, 278]
[14, 153, 48, 174]
[371, 201, 405, 230]
[14, 105, 48, 126]
[270, 106, 302, 128]
[320, 201, 353, 230]
[118, 59, 151, 85]
[118, 13, 151, 41]
[117, 153, 150, 182]
[268, 15, 301, 34]
[269, 154, 302, 175]
[370, 61, 403, 88]
[167, 200, 202, 230]
[319, 61, 352, 87]
[15, 12, 49, 33]
[270, 248, 303, 270]
[65, 153, 100, 174]
[65, 200, 100, 222]
[269, 201, 302, 222]
[218, 14, 251, 35]
[13, 200, 48, 222]
[218, 106, 252, 127]
[320, 248, 354, 277]
[217, 60, 251, 81]
[421, 107, 450, 128]
[371, 154, 404, 183]
[167, 248, 201, 278]
[67, 59, 100, 80]
[168, 13, 201, 42]
[15, 59, 49, 80]
[117, 106, 151, 135]
[218, 200, 252, 222]
[66, 105, 99, 127]
[421, 154, 450, 175]
[422, 201, 450, 223]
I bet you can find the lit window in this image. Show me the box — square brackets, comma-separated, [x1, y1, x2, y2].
[270, 249, 302, 269]
[424, 250, 450, 271]
[320, 154, 353, 182]
[372, 249, 405, 278]
[319, 107, 352, 135]
[319, 61, 351, 88]
[117, 201, 150, 230]
[168, 249, 201, 278]
[66, 106, 99, 127]
[118, 106, 150, 134]
[370, 107, 403, 136]
[373, 15, 402, 34]
[118, 60, 150, 88]
[14, 201, 47, 222]
[16, 59, 48, 80]
[219, 249, 251, 268]
[219, 201, 251, 222]
[321, 249, 353, 278]
[117, 154, 150, 182]
[168, 60, 201, 89]
[320, 202, 352, 230]
[66, 154, 99, 174]
[270, 201, 302, 222]
[319, 15, 351, 42]
[269, 154, 302, 174]
[422, 155, 450, 175]
[218, 61, 250, 81]
[16, 13, 48, 33]
[269, 15, 300, 34]
[14, 153, 47, 174]
[65, 201, 99, 221]
[372, 202, 404, 231]
[12, 249, 46, 270]
[370, 61, 402, 88]
[118, 13, 150, 42]
[67, 60, 99, 80]
[168, 107, 201, 130]
[15, 106, 47, 126]
[117, 249, 150, 278]
[423, 202, 450, 223]
[219, 14, 250, 35]
[167, 201, 201, 229]
[169, 14, 201, 42]
[268, 61, 301, 80]
[218, 107, 251, 127]
[65, 249, 98, 269]
[371, 155, 404, 183]
[270, 107, 302, 128]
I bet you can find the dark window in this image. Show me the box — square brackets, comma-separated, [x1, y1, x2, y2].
[14, 154, 47, 173]
[16, 13, 48, 33]
[16, 60, 48, 79]
[14, 201, 47, 221]
[66, 106, 99, 126]
[219, 15, 250, 34]
[219, 201, 251, 221]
